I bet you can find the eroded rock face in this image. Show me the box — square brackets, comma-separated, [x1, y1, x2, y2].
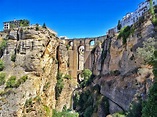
[0, 27, 77, 117]
[90, 18, 155, 114]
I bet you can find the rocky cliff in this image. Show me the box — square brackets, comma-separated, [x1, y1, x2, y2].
[0, 10, 156, 117]
[0, 26, 77, 117]
[73, 12, 156, 117]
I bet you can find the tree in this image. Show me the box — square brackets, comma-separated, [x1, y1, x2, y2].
[136, 37, 155, 64]
[20, 19, 30, 27]
[117, 20, 122, 30]
[81, 69, 92, 80]
[42, 23, 47, 28]
[35, 23, 39, 31]
[127, 99, 142, 117]
[137, 37, 157, 116]
[142, 82, 157, 117]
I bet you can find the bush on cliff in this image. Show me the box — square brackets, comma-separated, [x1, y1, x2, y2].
[0, 72, 5, 86]
[80, 69, 92, 87]
[55, 72, 64, 100]
[126, 99, 142, 117]
[52, 109, 79, 117]
[117, 26, 132, 45]
[6, 76, 16, 88]
[142, 50, 157, 117]
[11, 54, 16, 62]
[0, 59, 4, 71]
[142, 82, 157, 117]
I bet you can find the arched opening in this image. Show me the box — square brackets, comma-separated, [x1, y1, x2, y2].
[78, 45, 84, 70]
[69, 41, 73, 46]
[68, 41, 73, 50]
[89, 40, 95, 46]
[77, 73, 84, 83]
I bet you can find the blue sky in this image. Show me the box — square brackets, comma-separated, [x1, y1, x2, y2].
[0, 0, 144, 38]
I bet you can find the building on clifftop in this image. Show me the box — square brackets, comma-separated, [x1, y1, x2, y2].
[3, 19, 30, 30]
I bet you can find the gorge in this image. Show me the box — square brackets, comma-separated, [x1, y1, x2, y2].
[0, 3, 157, 117]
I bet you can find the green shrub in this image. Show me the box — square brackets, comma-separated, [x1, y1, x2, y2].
[25, 98, 33, 108]
[83, 106, 94, 117]
[81, 69, 92, 79]
[136, 37, 155, 64]
[6, 76, 16, 88]
[112, 112, 126, 117]
[0, 40, 7, 50]
[142, 45, 157, 117]
[14, 75, 28, 88]
[52, 109, 79, 117]
[142, 82, 157, 117]
[20, 19, 30, 27]
[55, 72, 64, 100]
[152, 18, 157, 26]
[0, 73, 5, 85]
[80, 69, 92, 87]
[0, 59, 4, 71]
[118, 26, 132, 45]
[126, 99, 142, 117]
[149, 0, 155, 16]
[11, 54, 16, 62]
[64, 74, 71, 79]
[43, 105, 50, 116]
[43, 82, 50, 91]
[66, 44, 70, 50]
[102, 96, 110, 116]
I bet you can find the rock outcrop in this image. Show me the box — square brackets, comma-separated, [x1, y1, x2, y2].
[88, 13, 155, 115]
[0, 26, 77, 117]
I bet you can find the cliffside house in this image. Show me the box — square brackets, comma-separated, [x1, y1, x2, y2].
[3, 19, 30, 30]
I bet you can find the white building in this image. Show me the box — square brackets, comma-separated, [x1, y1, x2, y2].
[120, 12, 134, 28]
[120, 0, 157, 29]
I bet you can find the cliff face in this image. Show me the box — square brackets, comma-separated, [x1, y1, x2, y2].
[0, 12, 156, 117]
[90, 16, 155, 115]
[0, 27, 77, 117]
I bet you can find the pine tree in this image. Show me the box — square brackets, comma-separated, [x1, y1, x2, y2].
[42, 23, 47, 28]
[117, 20, 122, 30]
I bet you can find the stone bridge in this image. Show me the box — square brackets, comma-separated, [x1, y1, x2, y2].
[64, 35, 107, 81]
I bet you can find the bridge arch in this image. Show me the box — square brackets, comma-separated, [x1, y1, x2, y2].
[78, 45, 84, 70]
[89, 40, 95, 46]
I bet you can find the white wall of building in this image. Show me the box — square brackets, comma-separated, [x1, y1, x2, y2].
[120, 0, 157, 29]
[108, 0, 157, 33]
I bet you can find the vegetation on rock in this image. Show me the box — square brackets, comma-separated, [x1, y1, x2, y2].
[0, 59, 4, 71]
[126, 98, 142, 117]
[117, 20, 122, 31]
[6, 76, 16, 88]
[142, 50, 157, 117]
[20, 19, 30, 27]
[80, 69, 92, 87]
[42, 23, 47, 28]
[6, 75, 28, 88]
[52, 109, 79, 117]
[118, 26, 134, 45]
[55, 72, 64, 100]
[136, 37, 155, 64]
[0, 72, 5, 85]
[11, 54, 16, 62]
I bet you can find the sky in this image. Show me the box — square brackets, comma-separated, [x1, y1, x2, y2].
[0, 0, 144, 38]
